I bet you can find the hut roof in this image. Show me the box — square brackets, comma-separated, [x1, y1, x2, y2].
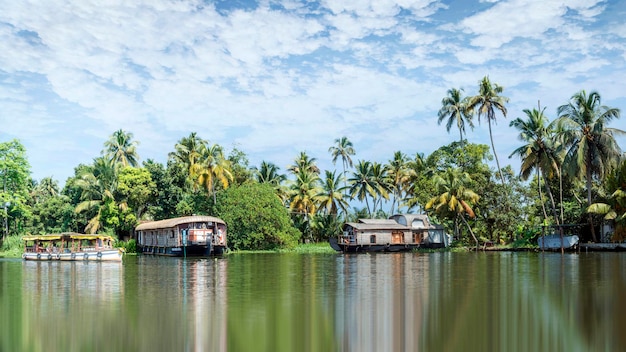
[135, 215, 225, 231]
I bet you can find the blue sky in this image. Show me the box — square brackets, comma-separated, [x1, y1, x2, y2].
[1, 0, 625, 184]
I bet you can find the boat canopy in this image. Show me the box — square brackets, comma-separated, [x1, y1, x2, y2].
[22, 233, 115, 242]
[135, 215, 226, 231]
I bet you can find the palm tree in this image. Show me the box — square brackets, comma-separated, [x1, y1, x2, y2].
[74, 157, 119, 234]
[587, 158, 626, 241]
[255, 161, 286, 185]
[34, 177, 59, 201]
[289, 168, 321, 217]
[438, 88, 474, 148]
[370, 161, 390, 214]
[348, 160, 376, 216]
[329, 137, 356, 194]
[288, 151, 320, 175]
[316, 170, 349, 216]
[386, 151, 411, 215]
[254, 161, 288, 205]
[557, 90, 624, 242]
[466, 76, 509, 185]
[425, 167, 480, 248]
[197, 144, 233, 204]
[509, 108, 560, 224]
[168, 132, 207, 189]
[104, 129, 140, 167]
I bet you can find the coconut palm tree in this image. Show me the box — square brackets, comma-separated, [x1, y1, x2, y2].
[386, 151, 411, 215]
[35, 177, 59, 201]
[316, 170, 349, 216]
[255, 161, 286, 185]
[348, 160, 376, 216]
[74, 157, 119, 234]
[168, 132, 207, 189]
[509, 108, 560, 224]
[425, 167, 480, 248]
[104, 129, 140, 167]
[288, 151, 320, 175]
[329, 137, 356, 194]
[588, 157, 626, 241]
[370, 161, 390, 214]
[466, 76, 509, 186]
[289, 168, 321, 217]
[254, 161, 288, 204]
[197, 144, 233, 204]
[557, 90, 624, 242]
[438, 88, 474, 148]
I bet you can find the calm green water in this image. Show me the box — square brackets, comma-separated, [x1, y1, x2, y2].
[1, 252, 625, 352]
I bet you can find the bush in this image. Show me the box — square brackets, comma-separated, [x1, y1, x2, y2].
[213, 183, 301, 250]
[0, 235, 25, 257]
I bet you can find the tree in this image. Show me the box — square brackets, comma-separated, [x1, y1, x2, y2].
[587, 157, 626, 241]
[213, 183, 301, 250]
[438, 88, 474, 148]
[197, 143, 233, 204]
[316, 170, 349, 216]
[370, 161, 390, 214]
[509, 108, 560, 224]
[386, 151, 411, 215]
[466, 76, 509, 186]
[288, 151, 320, 175]
[103, 129, 140, 167]
[0, 140, 32, 240]
[74, 157, 119, 234]
[168, 132, 207, 190]
[348, 160, 376, 216]
[329, 137, 355, 194]
[425, 167, 480, 248]
[557, 90, 624, 242]
[254, 161, 288, 205]
[117, 166, 157, 222]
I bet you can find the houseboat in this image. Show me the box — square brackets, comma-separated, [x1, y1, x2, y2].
[329, 214, 451, 253]
[135, 215, 227, 256]
[22, 233, 124, 261]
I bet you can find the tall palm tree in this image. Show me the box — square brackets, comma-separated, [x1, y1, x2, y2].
[557, 90, 624, 242]
[197, 144, 233, 204]
[104, 129, 140, 167]
[288, 151, 320, 175]
[466, 76, 509, 185]
[316, 170, 349, 216]
[509, 108, 560, 224]
[255, 161, 286, 186]
[329, 137, 356, 194]
[438, 88, 474, 148]
[348, 160, 376, 216]
[35, 177, 59, 201]
[168, 132, 207, 189]
[254, 161, 288, 205]
[370, 161, 390, 214]
[386, 151, 411, 215]
[288, 168, 321, 217]
[74, 157, 119, 234]
[425, 167, 480, 248]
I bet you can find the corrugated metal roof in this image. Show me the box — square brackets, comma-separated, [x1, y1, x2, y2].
[344, 222, 409, 231]
[135, 215, 226, 231]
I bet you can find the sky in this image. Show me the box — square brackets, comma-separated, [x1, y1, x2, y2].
[1, 0, 626, 185]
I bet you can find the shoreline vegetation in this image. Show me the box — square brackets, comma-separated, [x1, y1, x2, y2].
[2, 240, 544, 258]
[0, 84, 624, 252]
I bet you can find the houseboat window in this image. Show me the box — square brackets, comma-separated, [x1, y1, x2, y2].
[170, 230, 175, 238]
[370, 235, 376, 244]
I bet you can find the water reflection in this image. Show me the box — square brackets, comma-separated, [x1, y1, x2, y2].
[1, 252, 626, 351]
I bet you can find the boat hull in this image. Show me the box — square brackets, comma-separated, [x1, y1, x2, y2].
[139, 244, 226, 257]
[23, 249, 124, 262]
[538, 235, 579, 250]
[329, 237, 419, 253]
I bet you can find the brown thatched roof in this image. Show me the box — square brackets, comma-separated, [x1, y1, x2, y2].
[135, 215, 225, 231]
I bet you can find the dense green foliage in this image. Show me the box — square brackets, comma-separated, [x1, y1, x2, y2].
[212, 183, 300, 250]
[1, 84, 624, 254]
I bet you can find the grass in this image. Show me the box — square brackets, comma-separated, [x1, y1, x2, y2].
[228, 242, 336, 255]
[0, 235, 24, 258]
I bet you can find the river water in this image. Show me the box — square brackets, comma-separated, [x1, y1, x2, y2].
[1, 251, 625, 352]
